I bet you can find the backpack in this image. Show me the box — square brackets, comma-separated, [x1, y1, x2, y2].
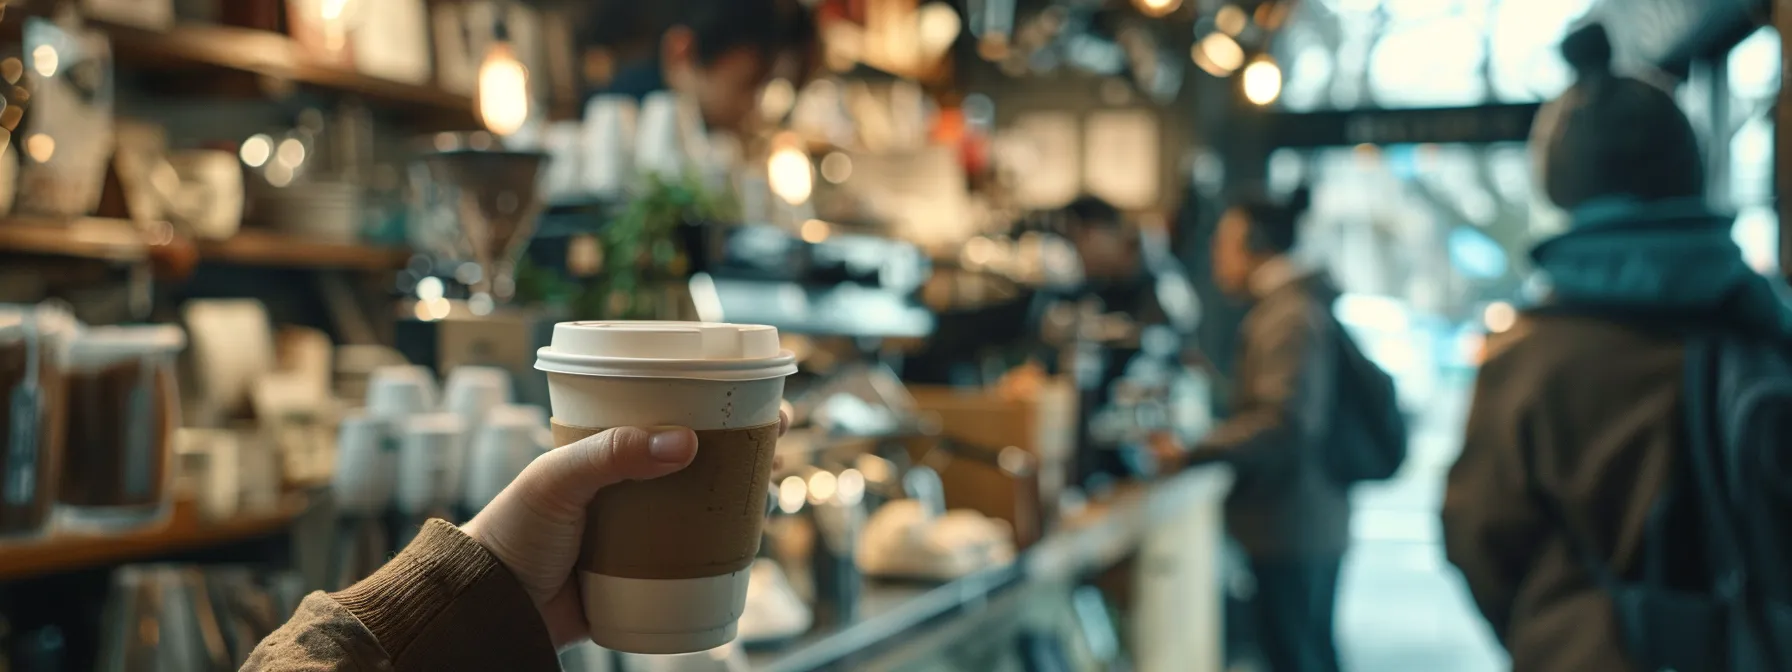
[1533, 324, 1792, 671]
[1320, 312, 1408, 484]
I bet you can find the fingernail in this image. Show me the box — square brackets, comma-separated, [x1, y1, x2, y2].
[649, 428, 696, 463]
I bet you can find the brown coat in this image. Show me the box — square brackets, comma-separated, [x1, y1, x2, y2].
[1443, 313, 1685, 672]
[243, 519, 561, 671]
[1190, 275, 1350, 558]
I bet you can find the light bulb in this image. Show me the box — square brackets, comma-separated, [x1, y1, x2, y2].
[1193, 33, 1244, 77]
[1483, 301, 1517, 334]
[801, 219, 831, 243]
[240, 134, 273, 168]
[917, 3, 962, 58]
[30, 45, 57, 78]
[807, 471, 838, 504]
[24, 133, 53, 163]
[1215, 5, 1248, 35]
[317, 0, 357, 53]
[768, 146, 814, 206]
[1135, 0, 1182, 17]
[820, 152, 853, 183]
[320, 0, 352, 21]
[1242, 58, 1282, 105]
[477, 42, 530, 137]
[276, 138, 307, 168]
[760, 78, 796, 121]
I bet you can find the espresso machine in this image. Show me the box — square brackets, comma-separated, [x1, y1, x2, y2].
[394, 148, 556, 406]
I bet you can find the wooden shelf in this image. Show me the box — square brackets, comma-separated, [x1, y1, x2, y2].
[102, 22, 475, 122]
[0, 12, 476, 125]
[0, 217, 151, 261]
[0, 494, 311, 582]
[196, 229, 413, 270]
[0, 218, 412, 270]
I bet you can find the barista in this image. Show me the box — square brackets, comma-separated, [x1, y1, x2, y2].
[1056, 197, 1190, 483]
[580, 0, 816, 134]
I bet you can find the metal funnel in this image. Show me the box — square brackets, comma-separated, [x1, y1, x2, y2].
[417, 150, 547, 302]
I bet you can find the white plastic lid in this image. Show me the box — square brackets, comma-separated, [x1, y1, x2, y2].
[535, 321, 797, 381]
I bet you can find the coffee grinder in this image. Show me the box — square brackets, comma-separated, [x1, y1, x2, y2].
[395, 148, 557, 407]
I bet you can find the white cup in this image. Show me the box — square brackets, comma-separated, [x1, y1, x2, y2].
[366, 365, 438, 422]
[636, 92, 685, 180]
[582, 95, 636, 197]
[168, 149, 246, 240]
[535, 321, 796, 654]
[333, 411, 393, 516]
[463, 403, 547, 512]
[396, 412, 467, 517]
[443, 365, 512, 432]
[176, 429, 241, 521]
[541, 121, 585, 201]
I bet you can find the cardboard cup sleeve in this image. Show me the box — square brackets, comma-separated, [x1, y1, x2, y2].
[551, 420, 779, 580]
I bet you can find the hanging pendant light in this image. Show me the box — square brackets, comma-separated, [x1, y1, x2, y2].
[476, 7, 530, 137]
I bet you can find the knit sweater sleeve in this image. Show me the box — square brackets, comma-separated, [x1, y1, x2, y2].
[243, 519, 561, 671]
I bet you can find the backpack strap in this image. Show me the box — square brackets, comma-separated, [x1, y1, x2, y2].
[1680, 337, 1749, 601]
[1700, 337, 1792, 669]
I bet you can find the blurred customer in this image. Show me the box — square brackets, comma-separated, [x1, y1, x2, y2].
[1444, 23, 1792, 671]
[582, 0, 815, 133]
[1158, 187, 1348, 672]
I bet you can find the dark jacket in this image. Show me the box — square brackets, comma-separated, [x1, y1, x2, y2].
[1442, 197, 1792, 671]
[245, 520, 561, 671]
[1191, 268, 1350, 558]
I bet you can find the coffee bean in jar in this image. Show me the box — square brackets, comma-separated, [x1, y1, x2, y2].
[0, 310, 68, 539]
[58, 325, 185, 531]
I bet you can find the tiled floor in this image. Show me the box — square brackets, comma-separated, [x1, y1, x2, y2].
[1334, 387, 1507, 672]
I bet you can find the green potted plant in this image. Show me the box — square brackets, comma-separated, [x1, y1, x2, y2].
[517, 172, 735, 320]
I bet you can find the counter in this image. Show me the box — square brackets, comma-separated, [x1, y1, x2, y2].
[748, 467, 1232, 672]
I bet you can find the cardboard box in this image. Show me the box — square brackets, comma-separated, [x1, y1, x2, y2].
[904, 378, 1076, 547]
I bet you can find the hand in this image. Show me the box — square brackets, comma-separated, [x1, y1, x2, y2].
[460, 411, 789, 646]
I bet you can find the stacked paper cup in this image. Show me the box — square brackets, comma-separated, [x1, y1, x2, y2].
[330, 364, 440, 588]
[463, 403, 550, 513]
[397, 412, 467, 520]
[443, 366, 512, 434]
[346, 365, 439, 510]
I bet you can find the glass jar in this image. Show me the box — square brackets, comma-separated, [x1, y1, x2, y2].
[0, 306, 71, 539]
[58, 325, 186, 531]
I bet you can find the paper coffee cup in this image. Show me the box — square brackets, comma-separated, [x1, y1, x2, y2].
[332, 411, 393, 516]
[535, 321, 796, 655]
[463, 403, 548, 513]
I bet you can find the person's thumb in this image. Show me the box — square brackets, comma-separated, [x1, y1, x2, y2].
[516, 426, 698, 517]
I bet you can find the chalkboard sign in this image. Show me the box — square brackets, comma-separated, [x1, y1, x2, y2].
[1266, 103, 1542, 149]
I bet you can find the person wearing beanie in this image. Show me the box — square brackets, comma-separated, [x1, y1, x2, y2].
[1443, 22, 1792, 672]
